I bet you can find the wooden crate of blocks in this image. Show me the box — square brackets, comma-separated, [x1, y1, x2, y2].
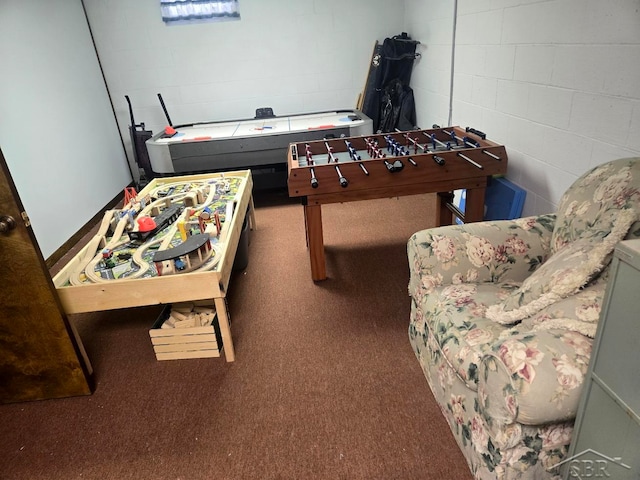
[149, 301, 222, 360]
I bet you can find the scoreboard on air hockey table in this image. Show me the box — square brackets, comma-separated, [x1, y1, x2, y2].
[145, 109, 373, 189]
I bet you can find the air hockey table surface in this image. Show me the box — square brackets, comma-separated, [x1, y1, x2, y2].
[146, 109, 373, 188]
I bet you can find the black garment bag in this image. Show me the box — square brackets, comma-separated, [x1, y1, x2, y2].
[361, 32, 420, 132]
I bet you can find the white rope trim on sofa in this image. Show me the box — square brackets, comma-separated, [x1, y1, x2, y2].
[530, 317, 598, 338]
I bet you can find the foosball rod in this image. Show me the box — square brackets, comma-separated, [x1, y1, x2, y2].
[396, 129, 427, 152]
[306, 151, 319, 188]
[304, 145, 315, 168]
[396, 128, 430, 167]
[442, 129, 502, 161]
[395, 130, 443, 166]
[324, 141, 339, 163]
[457, 152, 483, 169]
[335, 164, 348, 187]
[421, 130, 475, 152]
[345, 140, 369, 175]
[422, 131, 451, 150]
[420, 131, 482, 169]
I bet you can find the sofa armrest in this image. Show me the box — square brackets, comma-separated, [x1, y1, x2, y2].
[477, 329, 592, 435]
[408, 214, 556, 302]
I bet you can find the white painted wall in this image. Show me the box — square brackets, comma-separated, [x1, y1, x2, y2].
[0, 0, 132, 258]
[407, 0, 640, 216]
[83, 0, 406, 181]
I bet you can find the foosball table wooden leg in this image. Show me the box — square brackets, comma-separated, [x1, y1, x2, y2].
[436, 192, 455, 226]
[304, 204, 327, 281]
[464, 187, 486, 223]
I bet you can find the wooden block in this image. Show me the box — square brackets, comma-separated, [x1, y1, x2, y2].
[171, 310, 188, 322]
[174, 318, 196, 328]
[172, 307, 194, 315]
[193, 306, 215, 314]
[161, 317, 176, 329]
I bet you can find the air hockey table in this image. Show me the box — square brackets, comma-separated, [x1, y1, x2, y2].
[146, 109, 373, 189]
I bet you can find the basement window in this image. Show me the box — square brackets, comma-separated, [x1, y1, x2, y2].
[161, 0, 240, 24]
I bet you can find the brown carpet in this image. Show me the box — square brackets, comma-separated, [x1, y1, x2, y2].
[0, 191, 472, 480]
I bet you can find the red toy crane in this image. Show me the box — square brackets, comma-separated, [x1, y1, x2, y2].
[124, 187, 137, 206]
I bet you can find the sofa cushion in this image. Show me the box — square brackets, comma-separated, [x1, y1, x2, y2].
[552, 157, 640, 253]
[415, 282, 520, 391]
[485, 208, 636, 325]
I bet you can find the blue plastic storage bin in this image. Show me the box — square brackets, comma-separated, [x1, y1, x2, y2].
[455, 177, 526, 224]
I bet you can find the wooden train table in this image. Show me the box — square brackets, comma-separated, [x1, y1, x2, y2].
[52, 170, 255, 362]
[287, 126, 508, 281]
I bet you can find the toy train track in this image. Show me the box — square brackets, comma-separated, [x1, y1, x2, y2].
[65, 176, 246, 286]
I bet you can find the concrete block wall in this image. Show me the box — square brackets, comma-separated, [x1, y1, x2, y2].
[83, 0, 405, 179]
[407, 0, 640, 216]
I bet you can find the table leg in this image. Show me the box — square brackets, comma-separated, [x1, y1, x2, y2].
[304, 204, 327, 281]
[214, 296, 235, 362]
[248, 195, 257, 230]
[303, 203, 309, 248]
[435, 192, 454, 226]
[464, 187, 486, 223]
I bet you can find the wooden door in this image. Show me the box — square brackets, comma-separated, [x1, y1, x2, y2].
[0, 148, 92, 403]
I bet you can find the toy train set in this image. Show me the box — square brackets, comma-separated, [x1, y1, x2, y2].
[58, 174, 246, 286]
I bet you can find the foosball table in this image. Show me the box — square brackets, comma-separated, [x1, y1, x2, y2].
[287, 126, 508, 281]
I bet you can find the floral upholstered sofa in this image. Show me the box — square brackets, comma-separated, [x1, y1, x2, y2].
[408, 157, 640, 479]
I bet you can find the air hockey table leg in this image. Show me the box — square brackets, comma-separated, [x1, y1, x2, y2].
[304, 204, 327, 281]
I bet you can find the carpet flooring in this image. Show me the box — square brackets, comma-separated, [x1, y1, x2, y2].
[0, 190, 472, 480]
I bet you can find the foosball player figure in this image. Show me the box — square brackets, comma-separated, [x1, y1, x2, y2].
[326, 145, 334, 162]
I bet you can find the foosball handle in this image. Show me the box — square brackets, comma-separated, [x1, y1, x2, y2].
[384, 159, 404, 172]
[334, 165, 349, 188]
[465, 127, 487, 140]
[384, 159, 395, 172]
[463, 136, 480, 148]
